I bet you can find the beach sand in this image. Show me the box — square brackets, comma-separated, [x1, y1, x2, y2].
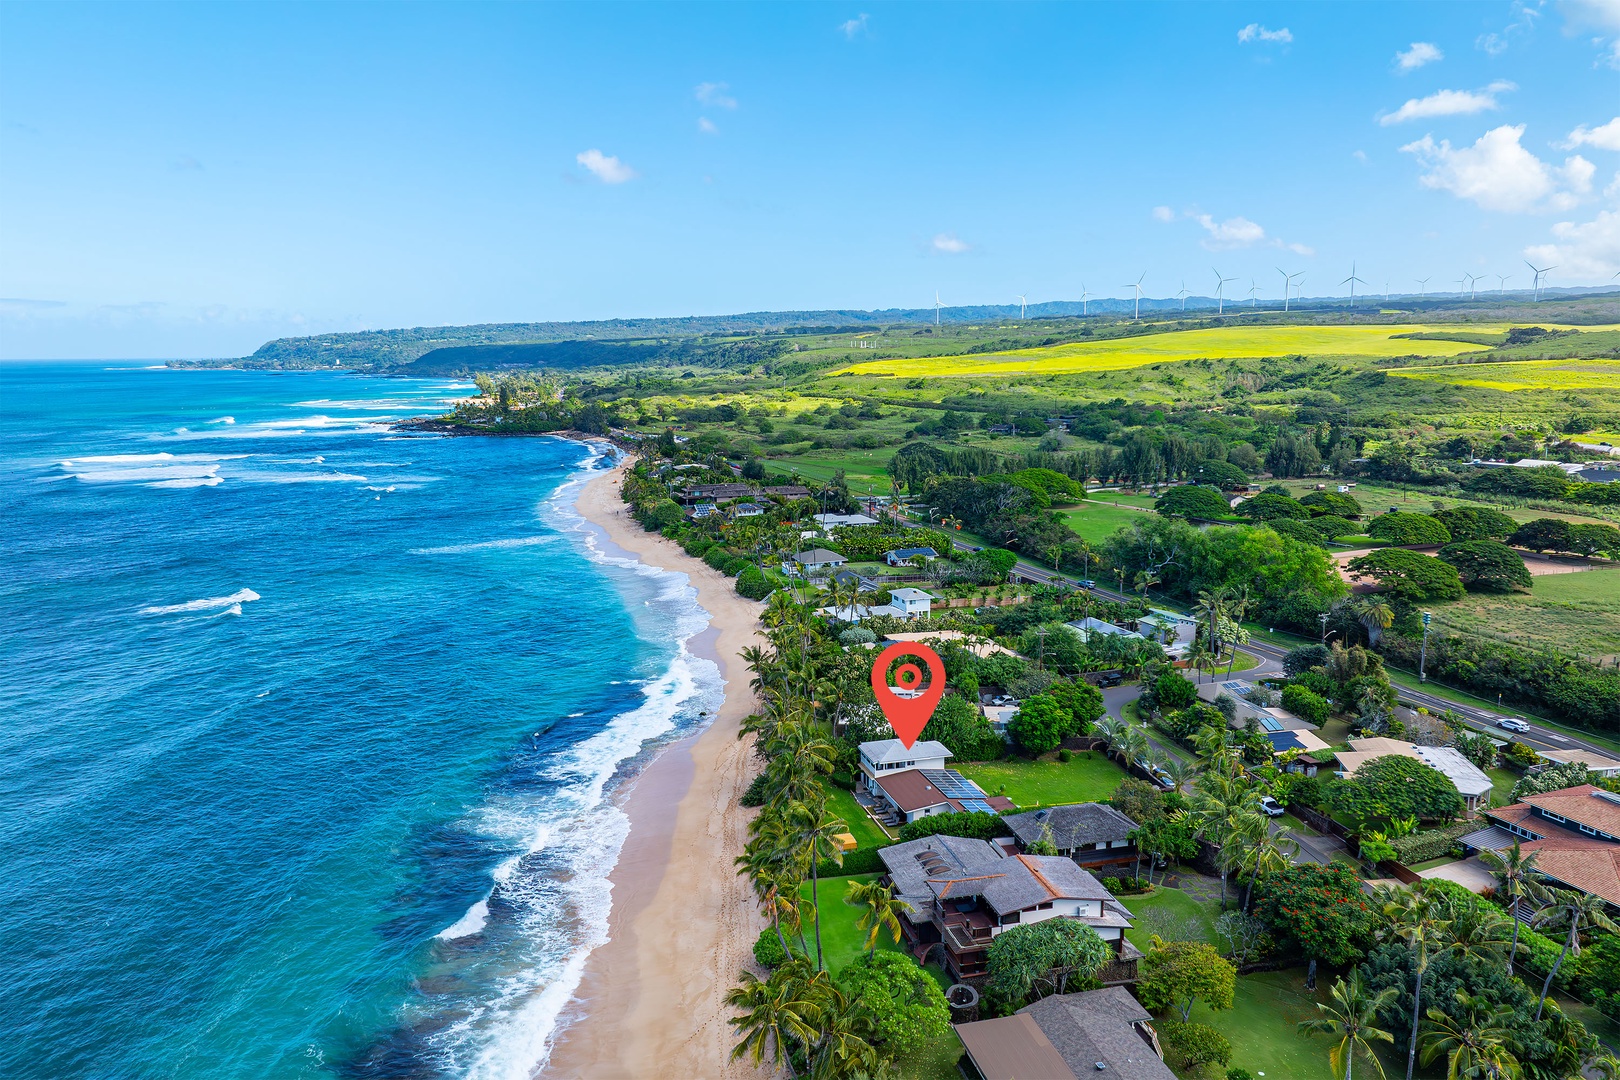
[544, 462, 768, 1080]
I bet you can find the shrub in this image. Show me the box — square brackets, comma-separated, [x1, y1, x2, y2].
[1153, 670, 1199, 710]
[1502, 741, 1541, 769]
[740, 772, 769, 807]
[1008, 694, 1069, 755]
[1103, 876, 1153, 895]
[1367, 511, 1452, 546]
[1227, 1070, 1255, 1080]
[735, 564, 774, 599]
[1283, 643, 1330, 676]
[753, 927, 800, 968]
[1058, 749, 1073, 763]
[897, 810, 1006, 843]
[1280, 684, 1331, 725]
[838, 626, 877, 645]
[838, 952, 952, 1055]
[817, 846, 886, 877]
[1157, 1020, 1233, 1070]
[1389, 822, 1475, 864]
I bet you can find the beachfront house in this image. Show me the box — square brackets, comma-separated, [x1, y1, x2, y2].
[954, 987, 1174, 1080]
[1335, 737, 1494, 812]
[729, 502, 764, 518]
[1466, 785, 1620, 912]
[878, 836, 1140, 982]
[1001, 804, 1140, 869]
[884, 546, 938, 567]
[793, 548, 847, 574]
[858, 739, 952, 784]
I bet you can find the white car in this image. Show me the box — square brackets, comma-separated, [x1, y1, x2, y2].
[1497, 717, 1531, 734]
[1258, 796, 1285, 817]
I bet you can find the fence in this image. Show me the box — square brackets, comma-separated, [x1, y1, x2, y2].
[1290, 803, 1354, 840]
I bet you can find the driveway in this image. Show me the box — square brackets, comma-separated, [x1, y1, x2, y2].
[1419, 856, 1497, 894]
[1273, 818, 1350, 867]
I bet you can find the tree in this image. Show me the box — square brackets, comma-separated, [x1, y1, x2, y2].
[1380, 891, 1450, 1080]
[986, 919, 1112, 1007]
[1191, 457, 1251, 489]
[1282, 683, 1331, 725]
[1215, 911, 1267, 967]
[1266, 432, 1323, 478]
[1133, 814, 1199, 882]
[845, 879, 910, 959]
[1284, 643, 1331, 677]
[1347, 549, 1465, 602]
[1418, 992, 1522, 1080]
[1509, 760, 1590, 801]
[1308, 515, 1360, 543]
[1185, 772, 1265, 909]
[1237, 492, 1312, 521]
[1136, 938, 1237, 1021]
[1333, 755, 1464, 826]
[1432, 506, 1516, 543]
[727, 960, 824, 1078]
[1157, 1019, 1234, 1071]
[1508, 517, 1571, 554]
[1253, 863, 1375, 969]
[1156, 484, 1232, 519]
[1531, 887, 1620, 1021]
[1046, 679, 1106, 734]
[1437, 540, 1533, 593]
[1302, 490, 1364, 519]
[1478, 842, 1540, 977]
[1299, 972, 1399, 1080]
[1154, 669, 1199, 710]
[1569, 522, 1620, 558]
[1110, 777, 1166, 825]
[918, 694, 1004, 762]
[837, 953, 950, 1057]
[1008, 694, 1068, 756]
[1367, 512, 1453, 546]
[1354, 597, 1396, 648]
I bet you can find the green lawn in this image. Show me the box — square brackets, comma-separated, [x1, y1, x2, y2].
[1425, 567, 1620, 666]
[796, 873, 906, 975]
[1121, 886, 1221, 951]
[1488, 767, 1519, 807]
[1186, 969, 1343, 1080]
[826, 784, 892, 851]
[897, 1033, 965, 1080]
[1060, 501, 1150, 544]
[956, 751, 1130, 809]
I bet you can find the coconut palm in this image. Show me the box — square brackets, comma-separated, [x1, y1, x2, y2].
[845, 879, 911, 959]
[779, 798, 849, 971]
[1185, 772, 1264, 909]
[1417, 991, 1522, 1080]
[1159, 755, 1198, 796]
[1531, 887, 1619, 1021]
[1355, 597, 1396, 647]
[1478, 841, 1544, 977]
[1094, 717, 1128, 761]
[1117, 725, 1151, 772]
[1237, 828, 1298, 912]
[1299, 971, 1399, 1080]
[1132, 569, 1160, 601]
[1380, 890, 1452, 1080]
[727, 960, 824, 1078]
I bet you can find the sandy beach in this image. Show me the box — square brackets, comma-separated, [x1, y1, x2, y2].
[544, 461, 769, 1080]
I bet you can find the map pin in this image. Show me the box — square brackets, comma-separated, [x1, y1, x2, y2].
[870, 642, 947, 749]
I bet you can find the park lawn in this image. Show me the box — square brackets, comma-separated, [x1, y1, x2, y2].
[1090, 492, 1161, 509]
[1184, 969, 1340, 1080]
[797, 873, 906, 975]
[826, 785, 892, 851]
[956, 751, 1130, 809]
[1121, 886, 1221, 952]
[1060, 501, 1148, 545]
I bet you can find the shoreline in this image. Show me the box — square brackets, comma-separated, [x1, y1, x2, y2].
[543, 460, 767, 1079]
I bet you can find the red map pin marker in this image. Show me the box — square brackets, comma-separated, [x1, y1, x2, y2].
[870, 642, 946, 749]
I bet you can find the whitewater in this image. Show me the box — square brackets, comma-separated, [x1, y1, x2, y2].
[0, 361, 720, 1079]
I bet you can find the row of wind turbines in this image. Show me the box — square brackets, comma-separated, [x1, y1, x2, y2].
[979, 259, 1576, 323]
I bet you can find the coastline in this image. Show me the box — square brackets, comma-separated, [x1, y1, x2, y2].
[544, 461, 768, 1079]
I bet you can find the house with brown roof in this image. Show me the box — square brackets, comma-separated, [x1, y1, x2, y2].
[955, 986, 1173, 1080]
[869, 768, 1015, 824]
[1471, 784, 1620, 910]
[877, 835, 1140, 982]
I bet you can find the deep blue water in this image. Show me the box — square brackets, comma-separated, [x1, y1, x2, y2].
[0, 362, 718, 1079]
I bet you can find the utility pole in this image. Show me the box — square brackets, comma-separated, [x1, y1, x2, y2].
[1318, 612, 1330, 643]
[1034, 627, 1048, 672]
[1419, 610, 1432, 682]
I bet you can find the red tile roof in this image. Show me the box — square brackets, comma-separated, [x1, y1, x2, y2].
[1486, 785, 1620, 906]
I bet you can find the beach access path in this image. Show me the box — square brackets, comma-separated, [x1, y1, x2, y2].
[544, 462, 769, 1080]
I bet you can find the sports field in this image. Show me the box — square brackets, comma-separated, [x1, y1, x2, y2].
[1387, 358, 1620, 392]
[832, 323, 1502, 378]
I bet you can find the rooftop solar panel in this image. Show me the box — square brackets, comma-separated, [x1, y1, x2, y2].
[958, 799, 994, 814]
[1260, 716, 1283, 732]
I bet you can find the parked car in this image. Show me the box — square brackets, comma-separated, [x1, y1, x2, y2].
[1095, 673, 1123, 688]
[1497, 717, 1530, 733]
[1258, 796, 1285, 817]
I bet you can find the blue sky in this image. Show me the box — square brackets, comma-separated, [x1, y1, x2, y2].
[2, 1, 1617, 358]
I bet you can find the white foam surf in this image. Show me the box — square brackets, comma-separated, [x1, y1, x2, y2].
[139, 588, 260, 616]
[408, 536, 558, 555]
[437, 899, 491, 941]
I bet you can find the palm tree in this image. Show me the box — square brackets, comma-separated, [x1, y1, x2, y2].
[1418, 991, 1521, 1080]
[1478, 841, 1543, 977]
[845, 879, 911, 959]
[1132, 569, 1160, 601]
[780, 798, 849, 971]
[1299, 971, 1399, 1080]
[1355, 597, 1395, 647]
[1094, 717, 1128, 762]
[1531, 887, 1620, 1021]
[726, 960, 823, 1078]
[1185, 772, 1263, 909]
[1237, 828, 1298, 912]
[1159, 756, 1197, 796]
[1380, 891, 1452, 1080]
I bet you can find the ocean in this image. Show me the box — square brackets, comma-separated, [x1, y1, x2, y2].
[0, 361, 720, 1079]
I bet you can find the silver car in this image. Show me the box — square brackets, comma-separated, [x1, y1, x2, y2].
[1497, 717, 1530, 733]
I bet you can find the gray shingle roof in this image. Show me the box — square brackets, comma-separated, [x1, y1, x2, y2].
[1019, 988, 1176, 1080]
[1002, 803, 1139, 851]
[877, 838, 1113, 918]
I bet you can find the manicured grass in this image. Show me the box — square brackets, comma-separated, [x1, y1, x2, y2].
[1059, 501, 1149, 544]
[897, 1033, 965, 1080]
[955, 751, 1131, 809]
[1121, 886, 1221, 951]
[826, 784, 893, 851]
[796, 873, 905, 975]
[1488, 767, 1519, 807]
[1409, 856, 1457, 872]
[1187, 969, 1340, 1080]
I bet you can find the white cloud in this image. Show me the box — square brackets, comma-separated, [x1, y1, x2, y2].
[1395, 42, 1444, 70]
[1525, 208, 1620, 278]
[1400, 124, 1594, 212]
[1195, 213, 1266, 249]
[694, 82, 738, 109]
[1237, 23, 1292, 44]
[697, 117, 718, 135]
[1285, 241, 1317, 256]
[1152, 205, 1175, 222]
[1564, 117, 1620, 151]
[1561, 0, 1620, 68]
[1477, 0, 1542, 56]
[839, 13, 868, 38]
[1353, 149, 1369, 163]
[1379, 81, 1515, 125]
[931, 233, 969, 254]
[576, 149, 637, 184]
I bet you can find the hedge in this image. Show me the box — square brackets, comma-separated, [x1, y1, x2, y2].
[1389, 821, 1475, 865]
[817, 846, 888, 878]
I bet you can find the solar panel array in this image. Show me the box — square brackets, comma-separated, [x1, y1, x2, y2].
[958, 799, 995, 814]
[921, 769, 985, 800]
[1222, 680, 1247, 692]
[1260, 716, 1283, 732]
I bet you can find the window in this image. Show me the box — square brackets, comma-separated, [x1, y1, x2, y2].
[1543, 811, 1567, 823]
[1581, 824, 1598, 835]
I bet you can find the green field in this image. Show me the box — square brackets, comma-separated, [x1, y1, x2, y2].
[1426, 567, 1620, 664]
[833, 323, 1504, 378]
[1389, 357, 1620, 391]
[956, 751, 1130, 808]
[796, 873, 908, 974]
[1121, 886, 1221, 951]
[1060, 501, 1151, 543]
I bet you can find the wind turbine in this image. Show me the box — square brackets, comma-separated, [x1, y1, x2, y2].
[1248, 280, 1260, 307]
[1016, 294, 1027, 319]
[1383, 280, 1391, 302]
[1339, 262, 1367, 307]
[1464, 273, 1479, 301]
[1277, 267, 1293, 311]
[1416, 276, 1430, 298]
[1124, 273, 1145, 319]
[1079, 284, 1091, 317]
[1177, 280, 1188, 312]
[934, 291, 942, 326]
[1525, 261, 1556, 302]
[1497, 274, 1510, 294]
[1212, 267, 1235, 315]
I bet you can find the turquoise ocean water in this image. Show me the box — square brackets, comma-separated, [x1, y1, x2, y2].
[0, 362, 720, 1079]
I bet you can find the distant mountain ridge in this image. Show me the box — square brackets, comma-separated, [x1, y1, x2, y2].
[178, 287, 1620, 373]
